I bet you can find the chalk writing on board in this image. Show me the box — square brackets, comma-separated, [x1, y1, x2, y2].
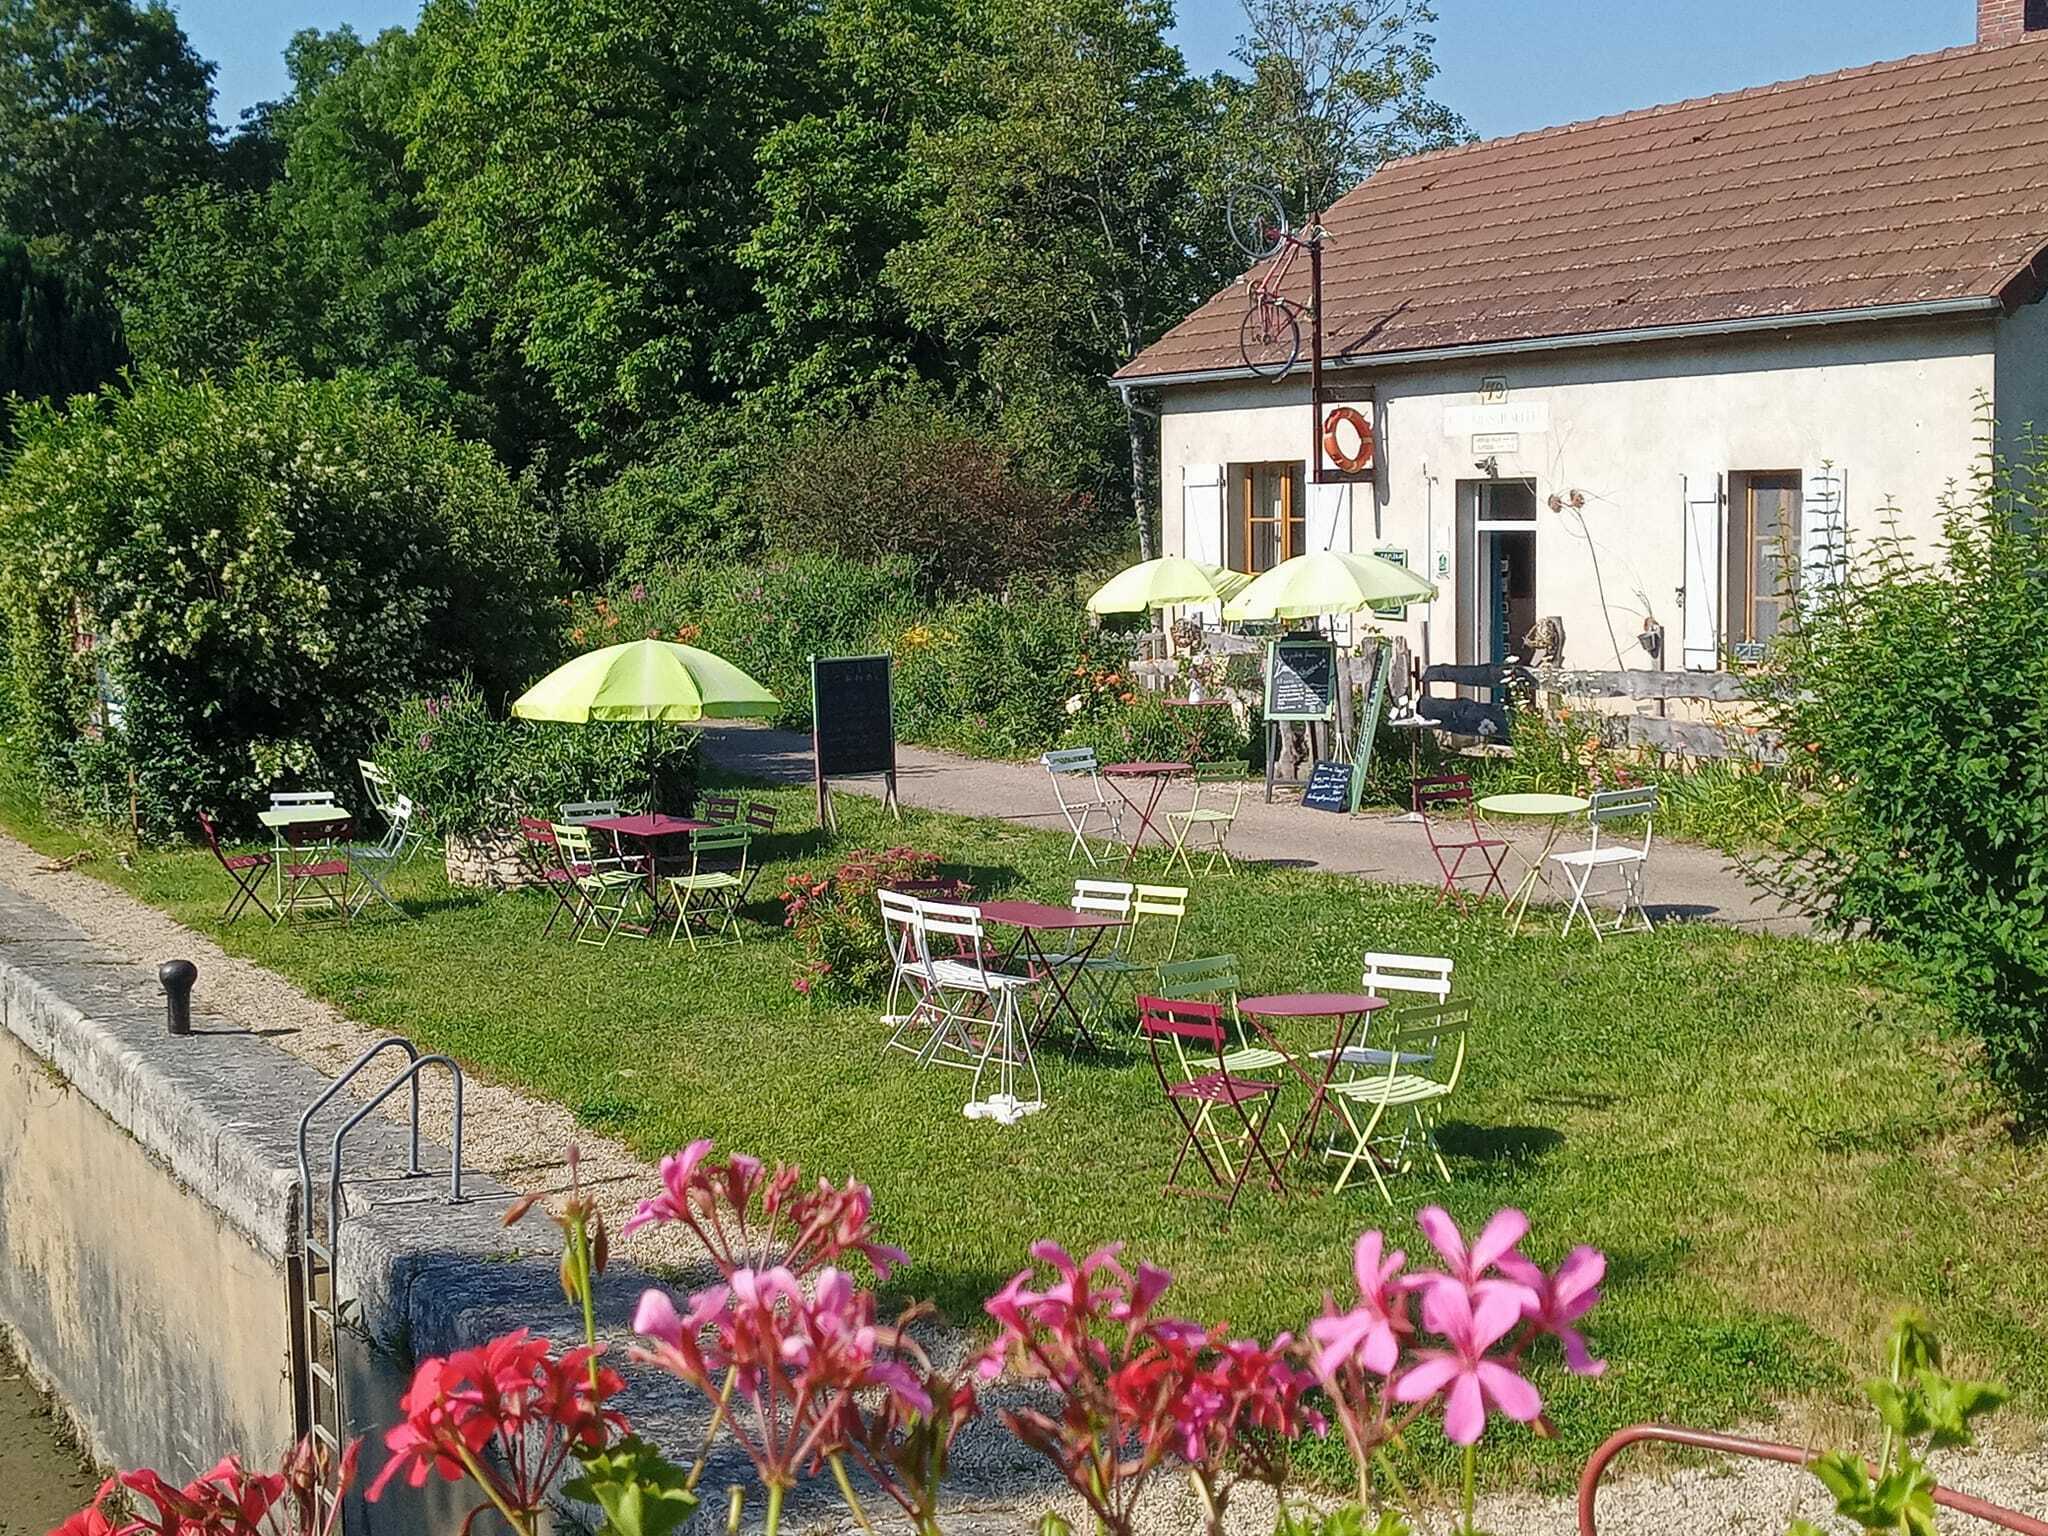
[1302, 760, 1352, 813]
[1265, 638, 1337, 722]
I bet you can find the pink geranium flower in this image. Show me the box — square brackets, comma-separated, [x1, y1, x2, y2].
[1414, 1206, 1535, 1298]
[1390, 1281, 1542, 1445]
[1497, 1244, 1608, 1376]
[1309, 1230, 1410, 1378]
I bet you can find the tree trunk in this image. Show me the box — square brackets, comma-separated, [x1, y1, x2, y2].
[1127, 396, 1155, 562]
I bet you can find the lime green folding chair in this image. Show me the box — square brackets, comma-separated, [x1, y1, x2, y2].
[666, 826, 751, 949]
[1165, 761, 1249, 877]
[1323, 1005, 1468, 1203]
[552, 822, 647, 947]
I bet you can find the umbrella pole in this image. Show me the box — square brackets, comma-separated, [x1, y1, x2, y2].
[646, 720, 657, 811]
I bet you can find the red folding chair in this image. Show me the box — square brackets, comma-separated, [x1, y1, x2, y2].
[700, 793, 742, 826]
[197, 811, 274, 925]
[1138, 995, 1286, 1214]
[282, 816, 353, 925]
[518, 816, 586, 939]
[737, 801, 779, 902]
[1413, 775, 1509, 915]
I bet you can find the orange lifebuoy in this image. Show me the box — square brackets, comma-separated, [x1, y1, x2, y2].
[1322, 406, 1374, 474]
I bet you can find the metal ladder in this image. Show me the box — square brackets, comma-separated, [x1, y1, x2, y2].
[294, 1039, 466, 1526]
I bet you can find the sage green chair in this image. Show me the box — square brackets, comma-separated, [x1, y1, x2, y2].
[1166, 761, 1249, 877]
[552, 822, 646, 947]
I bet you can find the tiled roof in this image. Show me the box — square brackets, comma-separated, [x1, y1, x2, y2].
[1118, 36, 2048, 384]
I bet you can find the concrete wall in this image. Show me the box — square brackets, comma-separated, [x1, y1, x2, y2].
[1157, 313, 2006, 671]
[0, 1023, 293, 1478]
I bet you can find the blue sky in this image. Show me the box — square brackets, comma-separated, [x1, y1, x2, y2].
[176, 0, 1978, 140]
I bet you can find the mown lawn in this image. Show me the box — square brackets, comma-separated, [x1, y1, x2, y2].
[6, 778, 2045, 1490]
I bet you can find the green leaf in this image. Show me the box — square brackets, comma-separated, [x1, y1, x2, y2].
[1919, 1370, 2009, 1450]
[564, 1435, 698, 1536]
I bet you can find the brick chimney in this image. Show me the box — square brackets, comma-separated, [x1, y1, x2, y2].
[1981, 0, 2048, 42]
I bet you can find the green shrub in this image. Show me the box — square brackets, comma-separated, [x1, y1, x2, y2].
[757, 386, 1099, 595]
[1061, 689, 1251, 765]
[1751, 440, 2048, 1111]
[892, 582, 1103, 756]
[575, 556, 921, 732]
[0, 364, 561, 839]
[369, 681, 697, 837]
[558, 409, 763, 582]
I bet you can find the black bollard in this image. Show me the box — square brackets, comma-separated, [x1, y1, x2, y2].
[159, 959, 197, 1036]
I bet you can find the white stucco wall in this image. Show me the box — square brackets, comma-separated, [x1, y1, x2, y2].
[1156, 314, 2007, 671]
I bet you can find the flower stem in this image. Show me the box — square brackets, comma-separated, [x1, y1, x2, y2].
[1460, 1444, 1476, 1536]
[764, 1481, 785, 1536]
[452, 1440, 533, 1536]
[830, 1453, 879, 1534]
[686, 1368, 739, 1493]
[726, 1485, 744, 1535]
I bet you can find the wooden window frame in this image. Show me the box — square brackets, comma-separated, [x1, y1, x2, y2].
[1239, 462, 1303, 574]
[1725, 471, 1801, 648]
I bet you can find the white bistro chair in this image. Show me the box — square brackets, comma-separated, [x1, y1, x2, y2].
[1313, 953, 1454, 1078]
[1550, 786, 1658, 939]
[347, 794, 414, 918]
[911, 900, 1043, 1123]
[1039, 748, 1125, 866]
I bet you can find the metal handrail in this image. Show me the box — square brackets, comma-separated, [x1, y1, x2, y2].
[326, 1054, 465, 1226]
[295, 1036, 423, 1213]
[1578, 1424, 2048, 1536]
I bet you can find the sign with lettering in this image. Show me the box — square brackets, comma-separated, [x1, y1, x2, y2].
[1444, 401, 1550, 436]
[1302, 760, 1352, 813]
[1264, 637, 1338, 722]
[1367, 548, 1411, 620]
[1471, 432, 1520, 456]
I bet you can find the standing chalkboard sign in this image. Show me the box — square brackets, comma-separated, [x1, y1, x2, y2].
[1264, 637, 1338, 722]
[1302, 761, 1352, 813]
[811, 654, 899, 832]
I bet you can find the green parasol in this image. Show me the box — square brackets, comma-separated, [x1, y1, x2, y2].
[1086, 556, 1252, 615]
[1222, 549, 1437, 622]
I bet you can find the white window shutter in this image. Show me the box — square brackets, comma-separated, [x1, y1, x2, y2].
[1181, 463, 1223, 566]
[1801, 465, 1846, 595]
[1306, 479, 1351, 553]
[1681, 471, 1724, 670]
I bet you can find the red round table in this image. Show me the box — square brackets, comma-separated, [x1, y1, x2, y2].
[1238, 993, 1388, 1163]
[975, 900, 1128, 1046]
[1100, 761, 1191, 862]
[586, 813, 710, 915]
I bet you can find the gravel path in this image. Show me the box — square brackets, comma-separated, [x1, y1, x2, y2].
[5, 833, 2039, 1534]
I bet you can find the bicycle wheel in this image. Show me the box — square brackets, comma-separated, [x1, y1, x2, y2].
[1227, 184, 1290, 263]
[1239, 302, 1302, 381]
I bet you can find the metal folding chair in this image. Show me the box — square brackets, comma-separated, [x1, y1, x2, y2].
[560, 799, 643, 871]
[665, 827, 750, 949]
[1413, 775, 1509, 914]
[270, 790, 338, 812]
[197, 811, 274, 925]
[281, 815, 353, 926]
[358, 759, 426, 861]
[1153, 955, 1290, 1167]
[915, 900, 1041, 1115]
[700, 793, 742, 825]
[1039, 878, 1134, 1037]
[737, 801, 778, 902]
[1039, 748, 1125, 866]
[553, 822, 646, 946]
[1551, 786, 1658, 939]
[347, 795, 413, 918]
[1311, 953, 1453, 1078]
[518, 817, 585, 938]
[1165, 761, 1249, 877]
[1138, 994, 1286, 1213]
[1323, 1005, 1470, 1202]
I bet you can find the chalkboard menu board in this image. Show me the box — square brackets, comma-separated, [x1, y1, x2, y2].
[1302, 760, 1352, 813]
[1264, 636, 1338, 722]
[812, 655, 896, 778]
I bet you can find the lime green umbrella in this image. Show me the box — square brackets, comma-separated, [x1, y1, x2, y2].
[1086, 556, 1252, 615]
[512, 639, 779, 805]
[512, 639, 778, 723]
[1222, 549, 1437, 622]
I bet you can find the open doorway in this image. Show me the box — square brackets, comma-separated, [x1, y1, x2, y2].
[1456, 479, 1539, 672]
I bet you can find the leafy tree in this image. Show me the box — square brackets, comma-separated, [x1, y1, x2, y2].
[115, 182, 310, 376]
[0, 0, 215, 279]
[888, 0, 1233, 554]
[0, 234, 125, 423]
[1222, 0, 1468, 222]
[407, 0, 814, 452]
[0, 362, 560, 837]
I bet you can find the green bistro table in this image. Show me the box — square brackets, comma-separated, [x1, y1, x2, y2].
[1475, 792, 1590, 934]
[257, 803, 351, 908]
